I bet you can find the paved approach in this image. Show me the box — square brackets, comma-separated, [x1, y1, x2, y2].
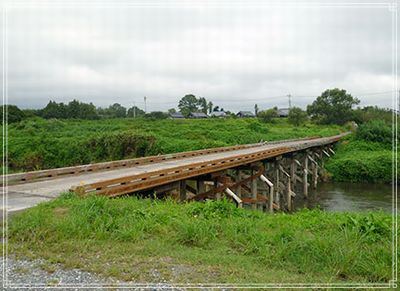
[1, 133, 347, 215]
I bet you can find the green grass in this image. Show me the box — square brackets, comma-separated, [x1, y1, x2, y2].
[8, 193, 393, 284]
[325, 137, 394, 183]
[6, 117, 343, 171]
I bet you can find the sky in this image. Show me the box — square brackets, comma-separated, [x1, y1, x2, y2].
[1, 0, 398, 112]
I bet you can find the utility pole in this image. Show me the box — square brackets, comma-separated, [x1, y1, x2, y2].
[144, 96, 147, 113]
[287, 94, 292, 109]
[133, 102, 136, 118]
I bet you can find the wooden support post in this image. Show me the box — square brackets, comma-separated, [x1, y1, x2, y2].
[214, 180, 221, 200]
[290, 157, 296, 187]
[309, 154, 318, 189]
[197, 180, 205, 194]
[286, 176, 292, 211]
[224, 187, 242, 208]
[279, 165, 293, 212]
[274, 161, 280, 209]
[251, 169, 257, 210]
[303, 154, 309, 198]
[179, 180, 187, 201]
[236, 169, 242, 197]
[260, 174, 274, 213]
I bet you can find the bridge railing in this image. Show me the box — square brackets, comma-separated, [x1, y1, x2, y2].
[2, 142, 265, 186]
[2, 133, 348, 186]
[71, 133, 348, 198]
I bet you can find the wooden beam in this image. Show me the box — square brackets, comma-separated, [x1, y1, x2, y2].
[179, 180, 187, 201]
[251, 169, 257, 210]
[260, 174, 274, 213]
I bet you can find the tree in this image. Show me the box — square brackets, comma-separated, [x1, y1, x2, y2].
[307, 88, 360, 125]
[178, 94, 199, 117]
[288, 107, 308, 126]
[258, 108, 278, 123]
[0, 105, 25, 124]
[254, 104, 259, 116]
[103, 103, 127, 118]
[198, 97, 208, 114]
[213, 106, 220, 112]
[207, 101, 213, 114]
[40, 100, 67, 119]
[168, 108, 176, 114]
[127, 106, 145, 118]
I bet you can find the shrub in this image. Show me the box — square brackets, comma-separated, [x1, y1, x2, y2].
[356, 120, 392, 144]
[258, 108, 278, 123]
[288, 107, 308, 126]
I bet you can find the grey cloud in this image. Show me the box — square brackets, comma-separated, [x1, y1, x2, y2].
[4, 2, 396, 112]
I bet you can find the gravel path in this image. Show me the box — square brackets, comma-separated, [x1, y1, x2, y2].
[1, 256, 183, 290]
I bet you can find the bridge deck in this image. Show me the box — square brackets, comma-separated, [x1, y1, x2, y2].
[2, 133, 347, 213]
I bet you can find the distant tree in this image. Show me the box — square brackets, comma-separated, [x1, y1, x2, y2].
[40, 100, 67, 119]
[207, 101, 213, 114]
[0, 105, 25, 124]
[40, 100, 98, 119]
[352, 106, 392, 125]
[254, 104, 259, 116]
[288, 107, 308, 126]
[178, 94, 199, 117]
[307, 88, 360, 125]
[104, 103, 127, 118]
[258, 108, 278, 123]
[213, 106, 220, 112]
[167, 108, 176, 114]
[220, 108, 224, 112]
[144, 111, 169, 119]
[66, 100, 98, 119]
[127, 106, 145, 118]
[22, 109, 40, 118]
[198, 97, 208, 114]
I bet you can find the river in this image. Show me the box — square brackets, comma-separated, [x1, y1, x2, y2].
[294, 182, 393, 213]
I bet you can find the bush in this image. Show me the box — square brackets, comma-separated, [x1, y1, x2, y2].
[356, 120, 392, 144]
[288, 107, 308, 126]
[258, 108, 278, 123]
[0, 105, 25, 124]
[144, 111, 169, 119]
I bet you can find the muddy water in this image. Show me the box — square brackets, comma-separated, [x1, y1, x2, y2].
[294, 182, 393, 213]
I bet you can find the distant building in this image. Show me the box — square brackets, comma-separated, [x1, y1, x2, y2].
[277, 108, 290, 117]
[236, 111, 255, 118]
[189, 112, 208, 119]
[211, 111, 226, 118]
[170, 112, 185, 119]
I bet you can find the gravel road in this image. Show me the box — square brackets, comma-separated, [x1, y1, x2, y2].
[1, 256, 183, 290]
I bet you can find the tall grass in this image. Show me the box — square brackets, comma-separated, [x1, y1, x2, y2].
[9, 194, 392, 283]
[6, 117, 343, 171]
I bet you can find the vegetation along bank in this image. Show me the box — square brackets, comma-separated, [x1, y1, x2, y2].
[8, 194, 393, 284]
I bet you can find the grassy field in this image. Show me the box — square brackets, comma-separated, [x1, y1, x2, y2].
[8, 193, 393, 284]
[6, 117, 343, 172]
[325, 137, 393, 183]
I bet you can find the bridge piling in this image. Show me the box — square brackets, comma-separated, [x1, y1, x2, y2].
[303, 154, 309, 198]
[179, 180, 187, 201]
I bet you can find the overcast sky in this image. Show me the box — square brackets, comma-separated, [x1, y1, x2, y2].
[2, 0, 397, 112]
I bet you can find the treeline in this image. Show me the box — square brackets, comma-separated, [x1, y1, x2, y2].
[257, 88, 393, 128]
[1, 100, 147, 123]
[1, 88, 395, 128]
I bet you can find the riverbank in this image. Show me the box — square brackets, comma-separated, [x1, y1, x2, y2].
[6, 117, 342, 172]
[325, 137, 394, 184]
[7, 193, 392, 284]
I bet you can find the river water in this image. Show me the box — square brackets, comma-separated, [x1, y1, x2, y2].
[294, 182, 393, 213]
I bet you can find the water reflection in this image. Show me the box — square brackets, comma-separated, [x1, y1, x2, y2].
[294, 182, 393, 212]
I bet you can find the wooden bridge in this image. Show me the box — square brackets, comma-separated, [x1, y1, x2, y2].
[2, 133, 349, 213]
